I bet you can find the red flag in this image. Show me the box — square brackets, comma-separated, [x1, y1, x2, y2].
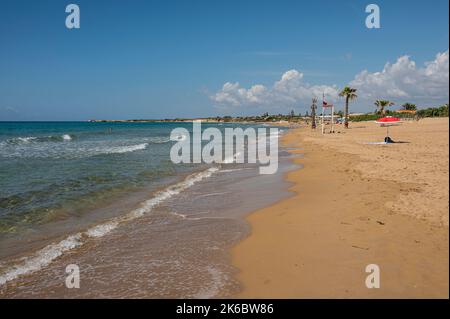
[322, 100, 333, 108]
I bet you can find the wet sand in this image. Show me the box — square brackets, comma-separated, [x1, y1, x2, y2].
[0, 151, 296, 298]
[232, 118, 449, 298]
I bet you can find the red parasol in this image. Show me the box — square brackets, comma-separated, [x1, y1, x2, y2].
[375, 116, 401, 125]
[375, 116, 402, 143]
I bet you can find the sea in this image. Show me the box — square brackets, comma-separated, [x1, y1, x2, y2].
[0, 121, 298, 298]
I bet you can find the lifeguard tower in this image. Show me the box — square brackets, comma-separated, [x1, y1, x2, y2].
[321, 94, 335, 134]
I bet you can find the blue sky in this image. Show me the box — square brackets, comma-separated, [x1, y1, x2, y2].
[0, 0, 448, 120]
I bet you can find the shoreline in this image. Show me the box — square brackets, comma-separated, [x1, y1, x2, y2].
[0, 119, 447, 298]
[0, 133, 295, 298]
[231, 118, 449, 298]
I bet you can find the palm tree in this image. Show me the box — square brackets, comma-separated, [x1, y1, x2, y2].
[402, 103, 417, 111]
[374, 100, 395, 115]
[339, 87, 358, 128]
[311, 98, 318, 129]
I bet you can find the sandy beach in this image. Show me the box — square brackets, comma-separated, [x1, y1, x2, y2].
[232, 117, 449, 298]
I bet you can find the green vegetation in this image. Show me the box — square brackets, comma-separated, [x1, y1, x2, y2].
[374, 100, 395, 115]
[416, 104, 449, 118]
[339, 87, 358, 128]
[89, 103, 448, 124]
[402, 103, 417, 111]
[348, 104, 449, 122]
[348, 113, 381, 122]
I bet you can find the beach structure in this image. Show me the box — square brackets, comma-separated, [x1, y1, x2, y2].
[375, 116, 402, 143]
[311, 98, 318, 129]
[321, 94, 334, 134]
[396, 109, 417, 121]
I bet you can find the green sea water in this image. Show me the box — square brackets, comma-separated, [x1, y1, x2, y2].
[0, 121, 197, 233]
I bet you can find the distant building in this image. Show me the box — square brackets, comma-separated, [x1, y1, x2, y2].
[396, 110, 417, 114]
[348, 113, 366, 117]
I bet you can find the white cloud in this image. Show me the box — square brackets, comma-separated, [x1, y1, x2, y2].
[210, 50, 449, 112]
[210, 69, 339, 110]
[350, 50, 449, 102]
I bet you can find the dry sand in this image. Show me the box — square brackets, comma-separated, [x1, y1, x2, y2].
[232, 117, 449, 298]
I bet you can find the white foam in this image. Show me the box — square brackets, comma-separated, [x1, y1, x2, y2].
[100, 143, 148, 154]
[126, 167, 220, 219]
[147, 136, 170, 144]
[62, 134, 72, 141]
[171, 212, 187, 219]
[0, 234, 83, 285]
[17, 137, 37, 143]
[0, 166, 219, 286]
[195, 192, 228, 198]
[219, 169, 244, 173]
[95, 167, 219, 224]
[85, 221, 119, 238]
[193, 266, 225, 298]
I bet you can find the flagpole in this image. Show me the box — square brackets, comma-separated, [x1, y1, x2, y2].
[331, 103, 334, 133]
[321, 93, 325, 135]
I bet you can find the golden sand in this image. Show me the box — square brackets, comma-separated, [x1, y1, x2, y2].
[232, 117, 449, 298]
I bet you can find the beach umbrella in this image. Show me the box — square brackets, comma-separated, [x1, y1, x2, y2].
[375, 116, 401, 143]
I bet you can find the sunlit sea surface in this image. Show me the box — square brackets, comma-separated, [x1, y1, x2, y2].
[0, 121, 297, 298]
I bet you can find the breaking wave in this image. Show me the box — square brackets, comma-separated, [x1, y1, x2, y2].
[0, 167, 219, 286]
[96, 143, 148, 155]
[0, 142, 150, 159]
[3, 134, 75, 145]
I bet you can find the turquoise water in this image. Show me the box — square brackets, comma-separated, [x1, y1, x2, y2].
[0, 122, 195, 234]
[0, 121, 294, 297]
